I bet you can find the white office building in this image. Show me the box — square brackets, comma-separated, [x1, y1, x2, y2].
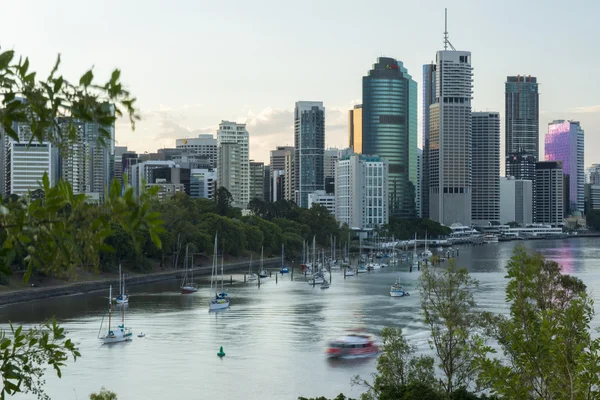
[190, 169, 216, 200]
[500, 177, 533, 225]
[335, 154, 389, 229]
[308, 190, 336, 214]
[130, 160, 176, 198]
[428, 48, 474, 226]
[176, 134, 217, 168]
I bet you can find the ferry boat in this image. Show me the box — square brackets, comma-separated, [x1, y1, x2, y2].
[483, 234, 499, 243]
[326, 332, 379, 359]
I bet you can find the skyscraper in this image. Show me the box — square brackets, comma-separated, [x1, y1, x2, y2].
[472, 112, 500, 225]
[362, 57, 417, 218]
[269, 146, 294, 201]
[545, 120, 585, 215]
[335, 154, 389, 229]
[249, 160, 265, 201]
[417, 148, 422, 218]
[422, 63, 436, 219]
[535, 161, 564, 225]
[505, 76, 539, 161]
[348, 104, 363, 153]
[428, 48, 474, 226]
[216, 121, 250, 208]
[175, 134, 217, 168]
[294, 101, 325, 208]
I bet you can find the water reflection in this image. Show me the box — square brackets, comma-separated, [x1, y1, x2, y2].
[2, 238, 600, 400]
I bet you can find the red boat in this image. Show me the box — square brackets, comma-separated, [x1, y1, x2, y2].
[326, 332, 379, 359]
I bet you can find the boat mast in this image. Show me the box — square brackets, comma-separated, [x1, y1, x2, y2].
[261, 246, 264, 271]
[119, 263, 122, 297]
[221, 241, 224, 292]
[281, 243, 284, 268]
[108, 285, 112, 332]
[211, 234, 217, 294]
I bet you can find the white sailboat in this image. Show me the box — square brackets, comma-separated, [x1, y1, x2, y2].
[280, 243, 289, 274]
[390, 274, 407, 297]
[247, 254, 257, 282]
[259, 246, 268, 278]
[100, 285, 132, 344]
[421, 231, 432, 260]
[412, 233, 420, 270]
[180, 245, 198, 294]
[115, 264, 129, 304]
[209, 234, 230, 311]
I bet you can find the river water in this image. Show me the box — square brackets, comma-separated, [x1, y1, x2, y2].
[2, 238, 600, 400]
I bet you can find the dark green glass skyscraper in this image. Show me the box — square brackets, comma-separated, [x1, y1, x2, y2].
[362, 57, 417, 218]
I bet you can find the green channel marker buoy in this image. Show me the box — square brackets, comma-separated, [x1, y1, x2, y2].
[217, 346, 226, 357]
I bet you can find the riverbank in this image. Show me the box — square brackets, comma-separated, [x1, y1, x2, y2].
[0, 257, 281, 307]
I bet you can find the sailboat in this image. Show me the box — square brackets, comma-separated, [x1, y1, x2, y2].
[421, 231, 432, 260]
[412, 233, 420, 270]
[209, 234, 230, 311]
[259, 247, 268, 278]
[100, 285, 132, 344]
[247, 254, 257, 282]
[180, 245, 198, 294]
[390, 274, 407, 297]
[280, 244, 289, 274]
[357, 237, 367, 273]
[115, 264, 129, 304]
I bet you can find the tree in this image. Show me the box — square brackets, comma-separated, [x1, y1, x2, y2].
[474, 247, 600, 399]
[0, 48, 162, 397]
[419, 260, 480, 394]
[0, 320, 79, 400]
[89, 387, 117, 400]
[354, 327, 436, 400]
[214, 186, 234, 217]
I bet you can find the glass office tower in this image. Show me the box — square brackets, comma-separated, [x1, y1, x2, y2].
[362, 57, 417, 218]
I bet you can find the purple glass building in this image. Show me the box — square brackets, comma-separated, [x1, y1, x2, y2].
[545, 120, 585, 214]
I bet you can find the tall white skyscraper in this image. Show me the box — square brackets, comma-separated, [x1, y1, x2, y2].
[428, 46, 474, 226]
[472, 112, 500, 226]
[294, 101, 325, 208]
[335, 154, 389, 229]
[217, 121, 249, 208]
[0, 122, 54, 196]
[175, 134, 217, 168]
[417, 148, 422, 218]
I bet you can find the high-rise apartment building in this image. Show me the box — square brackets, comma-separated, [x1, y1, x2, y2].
[217, 121, 250, 209]
[249, 160, 265, 201]
[505, 76, 539, 160]
[362, 57, 417, 218]
[348, 104, 363, 153]
[190, 169, 216, 200]
[335, 154, 389, 229]
[324, 148, 339, 195]
[587, 164, 600, 185]
[270, 146, 295, 201]
[545, 120, 584, 215]
[59, 116, 114, 202]
[175, 134, 217, 168]
[294, 101, 325, 208]
[422, 63, 436, 219]
[535, 161, 564, 225]
[263, 165, 271, 202]
[472, 112, 500, 226]
[428, 49, 474, 226]
[308, 190, 336, 214]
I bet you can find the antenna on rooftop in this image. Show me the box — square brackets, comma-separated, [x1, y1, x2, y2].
[443, 8, 456, 51]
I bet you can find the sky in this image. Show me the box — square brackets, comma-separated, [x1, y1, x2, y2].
[1, 0, 599, 168]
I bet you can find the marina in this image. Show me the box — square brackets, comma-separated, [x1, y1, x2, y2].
[3, 238, 600, 399]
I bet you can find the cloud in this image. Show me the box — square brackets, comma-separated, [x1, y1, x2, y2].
[569, 105, 600, 114]
[242, 107, 293, 137]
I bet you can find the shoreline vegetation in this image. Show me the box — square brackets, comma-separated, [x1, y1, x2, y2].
[0, 256, 280, 307]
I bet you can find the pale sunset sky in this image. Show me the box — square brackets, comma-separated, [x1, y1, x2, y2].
[1, 0, 598, 168]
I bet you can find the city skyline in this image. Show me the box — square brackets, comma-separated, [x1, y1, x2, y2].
[1, 1, 598, 169]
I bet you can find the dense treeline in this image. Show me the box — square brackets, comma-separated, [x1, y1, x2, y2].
[100, 191, 348, 271]
[383, 216, 452, 240]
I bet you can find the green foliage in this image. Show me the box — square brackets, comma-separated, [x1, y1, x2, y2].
[586, 209, 600, 231]
[419, 260, 480, 394]
[385, 217, 451, 240]
[474, 247, 600, 399]
[299, 395, 356, 400]
[0, 319, 80, 400]
[89, 387, 118, 400]
[354, 327, 436, 400]
[215, 187, 236, 217]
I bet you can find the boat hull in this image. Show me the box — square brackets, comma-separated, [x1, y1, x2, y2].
[390, 290, 405, 297]
[101, 329, 133, 344]
[209, 299, 230, 311]
[326, 346, 379, 359]
[181, 286, 198, 294]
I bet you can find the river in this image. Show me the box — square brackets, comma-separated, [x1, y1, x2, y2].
[2, 238, 600, 400]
